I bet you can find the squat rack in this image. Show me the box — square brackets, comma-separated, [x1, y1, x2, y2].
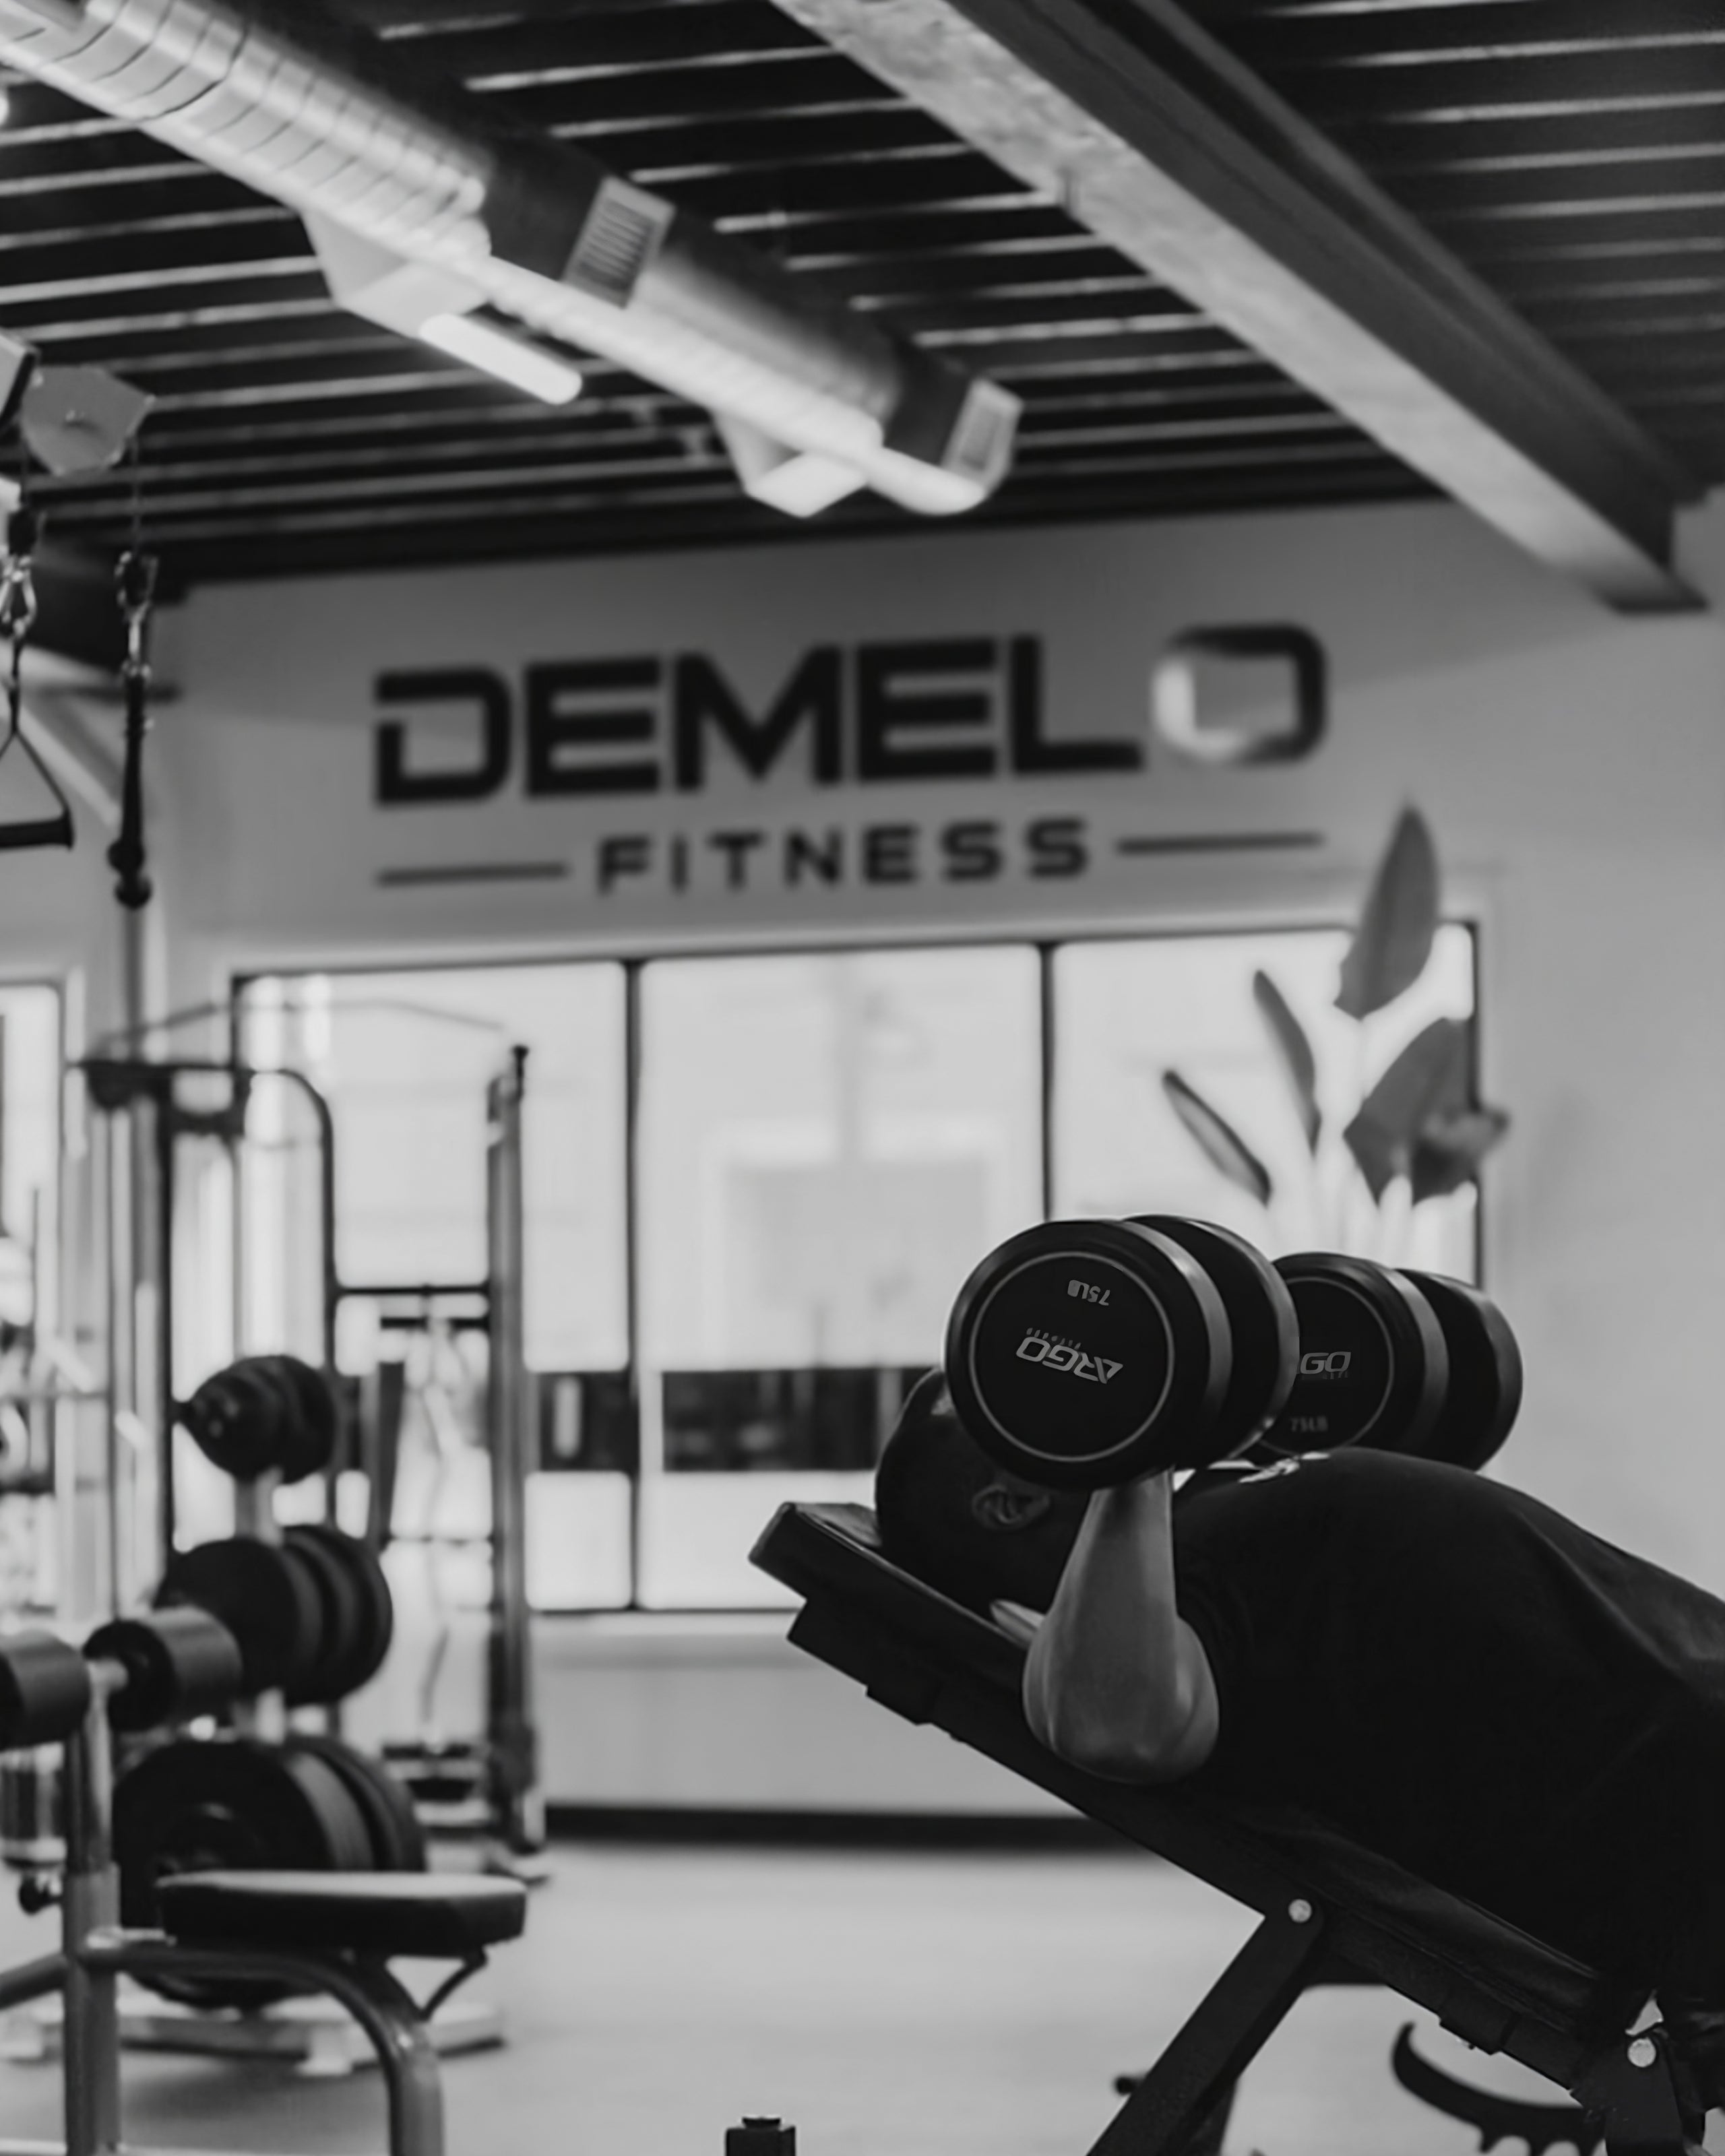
[72, 1040, 540, 1853]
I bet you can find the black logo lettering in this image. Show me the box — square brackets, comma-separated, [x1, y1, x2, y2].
[855, 639, 999, 782]
[672, 649, 842, 790]
[526, 658, 661, 796]
[374, 669, 511, 804]
[1028, 816, 1088, 878]
[1007, 638, 1139, 775]
[940, 819, 1003, 881]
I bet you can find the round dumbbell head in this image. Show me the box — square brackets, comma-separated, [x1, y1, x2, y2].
[1259, 1253, 1450, 1459]
[249, 1355, 338, 1485]
[154, 1537, 323, 1697]
[0, 1632, 91, 1751]
[177, 1361, 292, 1482]
[286, 1734, 427, 1870]
[280, 1525, 369, 1707]
[1126, 1218, 1298, 1458]
[114, 1734, 375, 2008]
[945, 1217, 1231, 1488]
[287, 1524, 394, 1699]
[86, 1608, 245, 1733]
[1397, 1271, 1523, 1471]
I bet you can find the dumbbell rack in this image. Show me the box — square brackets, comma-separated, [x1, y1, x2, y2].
[75, 1472, 505, 2076]
[1, 1478, 509, 2079]
[75, 1044, 542, 1860]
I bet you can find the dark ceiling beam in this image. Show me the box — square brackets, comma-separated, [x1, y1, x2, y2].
[772, 0, 1707, 609]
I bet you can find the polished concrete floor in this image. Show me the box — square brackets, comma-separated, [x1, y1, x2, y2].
[0, 1843, 1702, 2156]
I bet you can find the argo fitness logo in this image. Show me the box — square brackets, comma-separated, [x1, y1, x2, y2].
[1015, 1331, 1124, 1385]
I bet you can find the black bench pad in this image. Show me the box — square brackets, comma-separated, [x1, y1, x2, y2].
[753, 1502, 1646, 2067]
[156, 1872, 528, 1959]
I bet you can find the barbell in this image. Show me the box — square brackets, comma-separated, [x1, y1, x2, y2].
[943, 1215, 1520, 1490]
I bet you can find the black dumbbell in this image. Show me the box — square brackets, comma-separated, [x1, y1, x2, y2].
[177, 1354, 336, 1485]
[1255, 1254, 1522, 1471]
[0, 1608, 243, 1755]
[942, 1216, 1298, 1489]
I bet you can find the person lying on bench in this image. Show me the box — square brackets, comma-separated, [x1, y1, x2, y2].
[874, 1370, 1725, 2129]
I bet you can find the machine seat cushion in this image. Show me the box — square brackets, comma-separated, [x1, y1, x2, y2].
[156, 1871, 528, 1959]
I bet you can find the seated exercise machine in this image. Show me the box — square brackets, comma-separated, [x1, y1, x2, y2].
[0, 1610, 527, 2156]
[748, 1218, 1685, 2156]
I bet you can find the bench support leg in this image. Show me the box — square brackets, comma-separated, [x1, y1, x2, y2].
[85, 1936, 446, 2156]
[1086, 1901, 1327, 2156]
[1574, 2032, 1693, 2156]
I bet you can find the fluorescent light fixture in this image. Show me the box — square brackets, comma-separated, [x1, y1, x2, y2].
[714, 413, 866, 518]
[305, 214, 582, 408]
[418, 313, 583, 406]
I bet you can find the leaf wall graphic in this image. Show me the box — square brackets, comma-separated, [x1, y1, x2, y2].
[1336, 806, 1440, 1020]
[1160, 1071, 1274, 1208]
[1252, 969, 1321, 1153]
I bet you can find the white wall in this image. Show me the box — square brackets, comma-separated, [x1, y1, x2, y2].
[14, 492, 1725, 1811]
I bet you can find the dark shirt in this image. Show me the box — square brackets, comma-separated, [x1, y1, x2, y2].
[1172, 1449, 1725, 1987]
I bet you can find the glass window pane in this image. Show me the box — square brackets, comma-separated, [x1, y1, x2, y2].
[636, 945, 1041, 1609]
[1052, 926, 1479, 1277]
[0, 983, 61, 1334]
[239, 963, 628, 1370]
[237, 961, 630, 1612]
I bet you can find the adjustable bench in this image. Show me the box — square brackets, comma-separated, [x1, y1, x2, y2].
[751, 1502, 1690, 2156]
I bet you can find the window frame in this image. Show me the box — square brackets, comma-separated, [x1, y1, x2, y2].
[232, 915, 1488, 1614]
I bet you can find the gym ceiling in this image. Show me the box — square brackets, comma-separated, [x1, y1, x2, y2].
[1, 0, 1720, 608]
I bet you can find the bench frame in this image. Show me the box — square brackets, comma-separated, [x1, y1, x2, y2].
[0, 1672, 447, 2156]
[755, 1502, 1693, 2156]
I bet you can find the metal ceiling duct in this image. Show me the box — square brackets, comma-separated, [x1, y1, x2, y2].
[0, 0, 1019, 515]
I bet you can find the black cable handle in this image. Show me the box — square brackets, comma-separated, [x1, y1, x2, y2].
[106, 546, 157, 908]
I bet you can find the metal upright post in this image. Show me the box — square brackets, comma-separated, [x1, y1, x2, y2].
[60, 1676, 122, 2156]
[484, 1047, 540, 1852]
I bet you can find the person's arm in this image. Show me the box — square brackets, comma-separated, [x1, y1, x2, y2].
[1020, 1475, 1220, 1783]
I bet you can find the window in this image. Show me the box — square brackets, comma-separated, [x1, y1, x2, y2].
[0, 981, 63, 1614]
[236, 965, 631, 1610]
[635, 946, 1042, 1606]
[0, 982, 61, 1334]
[237, 922, 1486, 1612]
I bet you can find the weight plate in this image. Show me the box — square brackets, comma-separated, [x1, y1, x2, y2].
[253, 1355, 338, 1486]
[1127, 1217, 1298, 1458]
[1398, 1271, 1524, 1471]
[280, 1527, 367, 1707]
[1261, 1254, 1450, 1459]
[290, 1524, 394, 1697]
[177, 1362, 290, 1482]
[286, 1735, 427, 1872]
[114, 1734, 376, 2008]
[945, 1218, 1230, 1487]
[154, 1537, 323, 1696]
